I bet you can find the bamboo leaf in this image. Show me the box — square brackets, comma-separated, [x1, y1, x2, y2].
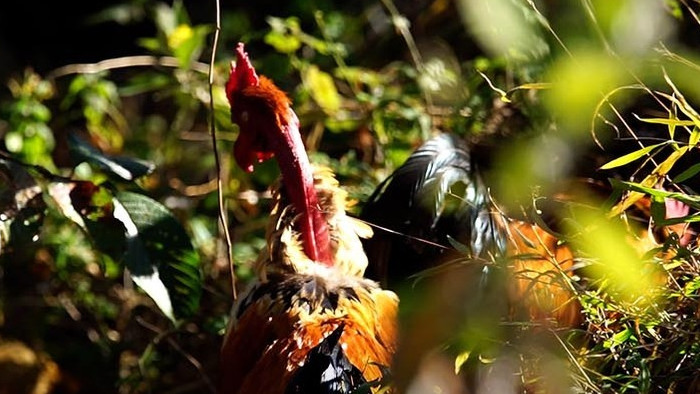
[599, 142, 666, 170]
[673, 162, 700, 183]
[508, 82, 552, 92]
[689, 128, 700, 147]
[615, 180, 700, 211]
[634, 116, 694, 127]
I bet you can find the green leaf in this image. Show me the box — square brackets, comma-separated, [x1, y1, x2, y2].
[683, 277, 700, 296]
[598, 142, 666, 170]
[614, 179, 700, 214]
[304, 65, 341, 115]
[634, 117, 695, 127]
[169, 24, 211, 68]
[603, 327, 633, 349]
[650, 199, 666, 223]
[673, 162, 700, 183]
[68, 133, 155, 181]
[114, 191, 202, 321]
[264, 31, 301, 54]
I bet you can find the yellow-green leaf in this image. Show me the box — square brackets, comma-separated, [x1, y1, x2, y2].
[634, 117, 695, 127]
[690, 128, 700, 147]
[454, 351, 471, 374]
[264, 31, 301, 54]
[604, 327, 633, 349]
[599, 142, 665, 170]
[674, 162, 700, 183]
[509, 82, 552, 92]
[305, 65, 341, 115]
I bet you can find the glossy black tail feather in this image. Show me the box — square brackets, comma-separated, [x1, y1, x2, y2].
[285, 323, 367, 394]
[360, 133, 506, 288]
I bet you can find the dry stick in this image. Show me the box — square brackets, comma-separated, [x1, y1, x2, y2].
[47, 55, 209, 79]
[208, 0, 236, 300]
[136, 316, 216, 393]
[679, 0, 700, 27]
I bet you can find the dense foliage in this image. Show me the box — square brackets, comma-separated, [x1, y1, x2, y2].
[1, 0, 700, 393]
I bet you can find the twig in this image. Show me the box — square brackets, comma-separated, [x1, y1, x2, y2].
[525, 0, 573, 59]
[354, 217, 451, 250]
[379, 0, 433, 109]
[208, 0, 236, 299]
[136, 317, 216, 393]
[47, 55, 209, 79]
[550, 327, 599, 393]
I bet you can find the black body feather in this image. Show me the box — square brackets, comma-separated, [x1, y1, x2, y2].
[285, 323, 367, 394]
[361, 133, 506, 288]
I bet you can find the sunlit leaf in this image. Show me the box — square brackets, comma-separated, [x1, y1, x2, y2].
[508, 82, 552, 92]
[304, 65, 341, 115]
[612, 179, 700, 214]
[170, 24, 211, 68]
[598, 142, 666, 170]
[454, 350, 471, 374]
[689, 128, 700, 147]
[603, 327, 633, 349]
[634, 116, 695, 127]
[264, 31, 301, 54]
[114, 191, 202, 321]
[683, 277, 700, 297]
[609, 146, 690, 216]
[659, 74, 700, 131]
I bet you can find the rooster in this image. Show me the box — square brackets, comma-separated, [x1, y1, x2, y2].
[361, 132, 581, 328]
[218, 43, 398, 394]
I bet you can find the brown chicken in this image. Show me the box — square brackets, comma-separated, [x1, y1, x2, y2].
[218, 43, 397, 394]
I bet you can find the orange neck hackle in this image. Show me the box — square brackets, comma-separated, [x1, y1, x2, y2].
[227, 42, 332, 266]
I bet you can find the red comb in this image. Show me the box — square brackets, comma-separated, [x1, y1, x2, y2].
[226, 42, 260, 102]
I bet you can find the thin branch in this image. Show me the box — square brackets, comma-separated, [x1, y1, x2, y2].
[378, 0, 433, 109]
[136, 317, 216, 393]
[47, 55, 209, 79]
[679, 0, 700, 27]
[208, 0, 236, 300]
[353, 217, 450, 251]
[525, 0, 574, 59]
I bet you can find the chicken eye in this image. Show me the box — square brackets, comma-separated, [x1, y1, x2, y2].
[241, 111, 249, 123]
